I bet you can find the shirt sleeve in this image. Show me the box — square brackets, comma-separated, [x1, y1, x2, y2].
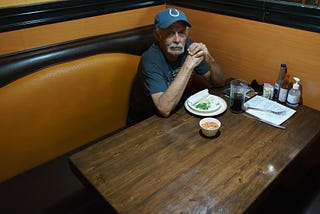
[140, 48, 168, 95]
[195, 60, 209, 75]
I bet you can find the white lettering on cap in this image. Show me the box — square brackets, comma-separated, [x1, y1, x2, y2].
[169, 9, 179, 17]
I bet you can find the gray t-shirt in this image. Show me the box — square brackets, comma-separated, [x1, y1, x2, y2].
[127, 39, 209, 125]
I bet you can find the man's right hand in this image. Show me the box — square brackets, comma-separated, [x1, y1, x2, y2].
[184, 54, 204, 71]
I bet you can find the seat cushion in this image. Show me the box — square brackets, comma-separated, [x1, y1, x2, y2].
[0, 53, 140, 182]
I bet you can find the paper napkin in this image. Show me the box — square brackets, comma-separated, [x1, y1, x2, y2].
[187, 89, 209, 105]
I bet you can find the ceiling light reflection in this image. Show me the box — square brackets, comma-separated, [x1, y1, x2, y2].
[267, 164, 276, 174]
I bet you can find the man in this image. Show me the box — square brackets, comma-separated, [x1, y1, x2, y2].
[127, 8, 225, 125]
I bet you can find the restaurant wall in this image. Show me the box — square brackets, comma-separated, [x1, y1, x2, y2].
[0, 0, 57, 8]
[1, 4, 319, 110]
[0, 5, 163, 56]
[171, 6, 320, 110]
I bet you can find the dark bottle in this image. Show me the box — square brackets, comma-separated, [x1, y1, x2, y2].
[274, 64, 287, 100]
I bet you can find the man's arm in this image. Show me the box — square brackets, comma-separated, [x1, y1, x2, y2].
[188, 42, 225, 87]
[151, 54, 203, 117]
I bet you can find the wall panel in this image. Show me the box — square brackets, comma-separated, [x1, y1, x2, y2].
[0, 0, 58, 8]
[0, 5, 162, 55]
[173, 6, 320, 110]
[1, 4, 319, 110]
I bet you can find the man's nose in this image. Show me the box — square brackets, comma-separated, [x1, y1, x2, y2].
[173, 32, 181, 42]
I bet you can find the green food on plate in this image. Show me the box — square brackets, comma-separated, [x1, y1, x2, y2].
[196, 102, 211, 110]
[196, 100, 211, 110]
[195, 96, 220, 110]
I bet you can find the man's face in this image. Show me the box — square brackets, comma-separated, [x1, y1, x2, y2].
[156, 21, 188, 60]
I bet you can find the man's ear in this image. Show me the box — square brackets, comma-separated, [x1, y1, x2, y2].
[153, 29, 161, 42]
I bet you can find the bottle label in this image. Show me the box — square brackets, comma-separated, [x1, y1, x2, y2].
[278, 88, 288, 102]
[286, 94, 299, 106]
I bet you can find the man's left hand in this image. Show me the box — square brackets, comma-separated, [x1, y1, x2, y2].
[187, 42, 209, 61]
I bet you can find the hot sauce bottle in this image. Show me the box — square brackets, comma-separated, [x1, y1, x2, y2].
[278, 72, 290, 102]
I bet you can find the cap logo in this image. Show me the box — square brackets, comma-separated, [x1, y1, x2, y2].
[169, 9, 179, 17]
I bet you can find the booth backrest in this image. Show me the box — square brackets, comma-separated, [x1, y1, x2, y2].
[0, 25, 154, 87]
[0, 26, 155, 183]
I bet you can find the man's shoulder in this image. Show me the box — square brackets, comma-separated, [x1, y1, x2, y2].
[142, 43, 163, 61]
[143, 43, 161, 55]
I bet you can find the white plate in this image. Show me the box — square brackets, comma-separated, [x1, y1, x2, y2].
[184, 95, 227, 117]
[187, 94, 221, 113]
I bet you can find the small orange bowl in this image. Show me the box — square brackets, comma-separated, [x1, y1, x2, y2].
[199, 117, 221, 137]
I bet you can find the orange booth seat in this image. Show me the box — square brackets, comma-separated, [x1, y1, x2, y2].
[0, 26, 154, 183]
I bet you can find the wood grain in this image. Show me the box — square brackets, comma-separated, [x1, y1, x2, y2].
[70, 91, 320, 214]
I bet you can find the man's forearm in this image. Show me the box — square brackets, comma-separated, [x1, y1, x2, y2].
[155, 64, 193, 116]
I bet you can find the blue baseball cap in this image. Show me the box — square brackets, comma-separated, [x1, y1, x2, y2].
[154, 8, 192, 29]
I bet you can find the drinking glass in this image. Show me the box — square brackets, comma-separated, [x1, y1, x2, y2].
[230, 79, 248, 113]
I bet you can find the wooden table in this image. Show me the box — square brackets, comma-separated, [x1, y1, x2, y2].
[69, 91, 320, 214]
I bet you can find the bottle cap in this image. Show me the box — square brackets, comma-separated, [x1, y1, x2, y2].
[285, 73, 290, 78]
[293, 77, 300, 89]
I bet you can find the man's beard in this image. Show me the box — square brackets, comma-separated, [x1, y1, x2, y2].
[167, 43, 185, 56]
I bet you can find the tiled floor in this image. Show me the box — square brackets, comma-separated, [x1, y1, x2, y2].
[0, 150, 319, 214]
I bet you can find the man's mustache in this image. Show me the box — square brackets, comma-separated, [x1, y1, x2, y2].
[169, 43, 184, 50]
